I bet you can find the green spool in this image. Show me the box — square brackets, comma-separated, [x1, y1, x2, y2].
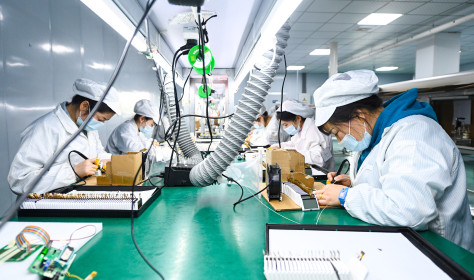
[188, 45, 215, 75]
[198, 85, 212, 98]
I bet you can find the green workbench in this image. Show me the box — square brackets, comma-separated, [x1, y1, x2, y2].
[15, 183, 474, 279]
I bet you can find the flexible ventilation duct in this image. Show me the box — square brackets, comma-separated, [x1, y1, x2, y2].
[163, 77, 202, 160]
[189, 23, 291, 187]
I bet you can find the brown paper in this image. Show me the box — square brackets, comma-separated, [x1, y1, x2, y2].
[265, 149, 305, 182]
[111, 152, 143, 186]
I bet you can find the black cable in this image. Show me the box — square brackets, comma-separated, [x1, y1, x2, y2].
[233, 182, 271, 207]
[0, 0, 158, 232]
[127, 1, 165, 278]
[167, 48, 186, 184]
[221, 174, 244, 207]
[196, 6, 213, 155]
[67, 150, 89, 185]
[177, 68, 192, 103]
[278, 55, 287, 148]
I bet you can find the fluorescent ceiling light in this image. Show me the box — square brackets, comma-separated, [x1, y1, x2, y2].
[287, 66, 305, 71]
[310, 49, 330, 55]
[376, 66, 399, 71]
[81, 0, 184, 85]
[358, 13, 402, 26]
[233, 0, 303, 92]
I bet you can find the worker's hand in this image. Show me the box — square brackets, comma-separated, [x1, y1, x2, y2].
[327, 172, 351, 187]
[315, 184, 345, 206]
[74, 158, 97, 177]
[270, 144, 280, 149]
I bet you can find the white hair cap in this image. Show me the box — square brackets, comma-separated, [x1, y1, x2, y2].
[134, 99, 160, 124]
[313, 70, 379, 126]
[73, 78, 121, 115]
[258, 105, 267, 117]
[281, 100, 315, 118]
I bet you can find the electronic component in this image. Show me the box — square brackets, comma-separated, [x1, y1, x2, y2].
[29, 245, 76, 280]
[56, 245, 74, 268]
[164, 163, 195, 187]
[266, 164, 282, 201]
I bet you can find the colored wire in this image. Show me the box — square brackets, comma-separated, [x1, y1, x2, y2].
[15, 226, 51, 253]
[66, 272, 83, 280]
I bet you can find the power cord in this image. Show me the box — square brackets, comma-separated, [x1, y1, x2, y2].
[277, 55, 287, 148]
[67, 150, 89, 185]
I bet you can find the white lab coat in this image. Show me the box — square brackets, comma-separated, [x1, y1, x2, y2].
[265, 116, 291, 145]
[346, 115, 474, 252]
[8, 103, 111, 195]
[280, 118, 334, 175]
[106, 119, 152, 155]
[249, 127, 270, 147]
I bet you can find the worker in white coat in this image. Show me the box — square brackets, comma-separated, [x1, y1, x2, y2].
[8, 78, 120, 195]
[106, 99, 161, 155]
[248, 106, 271, 147]
[271, 100, 334, 176]
[313, 70, 474, 252]
[265, 103, 291, 145]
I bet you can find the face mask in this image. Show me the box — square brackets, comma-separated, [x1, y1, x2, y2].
[76, 108, 104, 131]
[253, 123, 264, 130]
[284, 124, 300, 136]
[339, 119, 372, 151]
[140, 124, 154, 139]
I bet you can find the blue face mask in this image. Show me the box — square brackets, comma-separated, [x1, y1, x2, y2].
[140, 124, 154, 139]
[339, 119, 372, 151]
[76, 110, 104, 131]
[284, 123, 300, 136]
[253, 123, 264, 130]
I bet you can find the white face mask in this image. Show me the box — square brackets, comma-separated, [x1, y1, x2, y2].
[140, 124, 154, 139]
[339, 119, 372, 151]
[76, 107, 104, 131]
[284, 123, 300, 136]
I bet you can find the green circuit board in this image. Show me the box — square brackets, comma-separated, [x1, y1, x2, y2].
[28, 246, 75, 280]
[0, 243, 42, 262]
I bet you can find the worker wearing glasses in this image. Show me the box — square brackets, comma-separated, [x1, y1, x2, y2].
[313, 70, 473, 252]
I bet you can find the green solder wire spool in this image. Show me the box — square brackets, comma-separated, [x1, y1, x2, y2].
[198, 85, 212, 98]
[188, 45, 215, 75]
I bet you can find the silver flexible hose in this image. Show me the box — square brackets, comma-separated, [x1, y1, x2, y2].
[163, 77, 202, 160]
[189, 23, 291, 187]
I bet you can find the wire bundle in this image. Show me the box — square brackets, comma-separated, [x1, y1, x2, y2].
[15, 226, 51, 253]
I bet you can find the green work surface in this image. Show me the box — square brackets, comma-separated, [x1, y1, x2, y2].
[16, 183, 474, 279]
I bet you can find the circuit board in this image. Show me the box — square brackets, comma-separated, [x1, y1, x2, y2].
[0, 243, 42, 262]
[28, 246, 76, 280]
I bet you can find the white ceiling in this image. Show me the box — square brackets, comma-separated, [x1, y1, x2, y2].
[142, 0, 474, 75]
[285, 0, 474, 74]
[140, 0, 262, 69]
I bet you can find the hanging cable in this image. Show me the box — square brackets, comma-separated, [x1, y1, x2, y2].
[278, 55, 287, 148]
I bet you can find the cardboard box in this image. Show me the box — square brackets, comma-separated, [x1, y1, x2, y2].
[111, 152, 143, 186]
[96, 162, 112, 185]
[266, 149, 305, 182]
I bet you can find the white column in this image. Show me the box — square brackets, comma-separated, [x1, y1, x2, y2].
[329, 42, 338, 77]
[415, 33, 460, 79]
